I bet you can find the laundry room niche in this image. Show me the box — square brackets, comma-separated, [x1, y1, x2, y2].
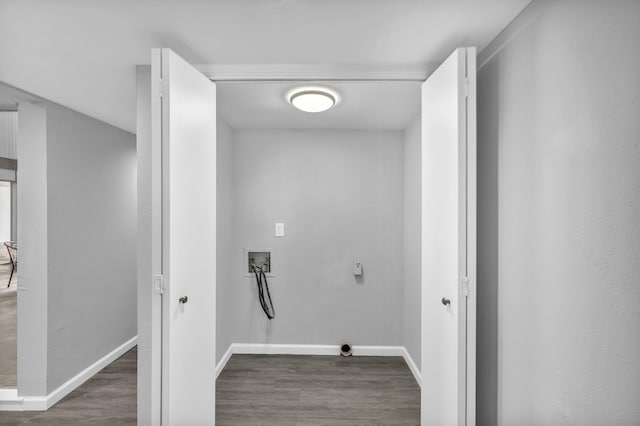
[215, 80, 422, 370]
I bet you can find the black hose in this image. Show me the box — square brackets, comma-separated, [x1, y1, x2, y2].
[252, 263, 275, 319]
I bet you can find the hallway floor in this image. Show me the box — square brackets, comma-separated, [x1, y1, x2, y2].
[0, 348, 137, 425]
[1, 350, 420, 425]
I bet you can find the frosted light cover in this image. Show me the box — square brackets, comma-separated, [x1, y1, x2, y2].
[289, 89, 336, 113]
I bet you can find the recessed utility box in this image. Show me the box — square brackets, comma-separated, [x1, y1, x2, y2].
[244, 248, 274, 277]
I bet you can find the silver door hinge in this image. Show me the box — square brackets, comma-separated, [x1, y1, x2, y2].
[158, 80, 165, 98]
[463, 78, 470, 98]
[153, 274, 166, 294]
[460, 276, 470, 296]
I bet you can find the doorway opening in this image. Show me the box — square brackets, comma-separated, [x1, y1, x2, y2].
[0, 108, 18, 391]
[139, 47, 476, 425]
[213, 79, 422, 422]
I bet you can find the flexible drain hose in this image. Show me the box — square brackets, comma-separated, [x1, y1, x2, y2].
[252, 263, 275, 320]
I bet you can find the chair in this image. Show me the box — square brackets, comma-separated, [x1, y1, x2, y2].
[4, 241, 17, 287]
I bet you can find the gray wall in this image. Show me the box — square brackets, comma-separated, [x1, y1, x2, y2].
[477, 54, 499, 425]
[229, 129, 404, 347]
[136, 66, 157, 425]
[45, 103, 137, 392]
[216, 118, 234, 361]
[16, 101, 48, 396]
[402, 115, 421, 368]
[477, 1, 640, 424]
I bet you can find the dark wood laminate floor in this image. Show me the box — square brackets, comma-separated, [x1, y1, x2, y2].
[0, 348, 136, 425]
[216, 354, 420, 425]
[1, 350, 420, 425]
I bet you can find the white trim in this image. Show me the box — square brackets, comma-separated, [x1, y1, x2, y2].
[232, 343, 340, 356]
[195, 63, 430, 82]
[401, 347, 422, 388]
[231, 343, 409, 357]
[477, 1, 545, 71]
[0, 394, 47, 411]
[0, 389, 18, 400]
[215, 344, 234, 379]
[215, 343, 421, 387]
[0, 336, 137, 411]
[353, 345, 405, 356]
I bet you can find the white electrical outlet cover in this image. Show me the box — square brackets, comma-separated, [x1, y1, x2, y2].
[275, 222, 285, 237]
[353, 261, 363, 276]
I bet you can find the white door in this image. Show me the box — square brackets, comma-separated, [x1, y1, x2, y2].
[152, 48, 217, 425]
[421, 47, 477, 426]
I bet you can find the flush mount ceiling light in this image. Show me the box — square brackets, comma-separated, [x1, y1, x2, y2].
[287, 87, 339, 113]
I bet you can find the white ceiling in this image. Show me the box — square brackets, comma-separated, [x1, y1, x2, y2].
[217, 81, 421, 130]
[0, 0, 531, 133]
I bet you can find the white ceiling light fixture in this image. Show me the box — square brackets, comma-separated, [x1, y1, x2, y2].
[287, 87, 339, 113]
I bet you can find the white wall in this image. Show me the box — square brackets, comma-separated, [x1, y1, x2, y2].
[45, 103, 137, 392]
[0, 111, 18, 241]
[0, 111, 18, 160]
[228, 129, 404, 347]
[0, 182, 11, 243]
[477, 1, 640, 424]
[215, 118, 234, 361]
[402, 115, 421, 368]
[11, 182, 16, 242]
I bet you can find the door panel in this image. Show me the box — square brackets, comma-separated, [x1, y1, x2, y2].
[421, 47, 476, 426]
[152, 48, 217, 425]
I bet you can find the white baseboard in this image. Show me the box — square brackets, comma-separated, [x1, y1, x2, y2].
[0, 389, 18, 400]
[230, 343, 407, 357]
[401, 347, 422, 388]
[0, 391, 47, 411]
[215, 344, 234, 379]
[353, 345, 405, 357]
[216, 343, 421, 387]
[232, 343, 340, 356]
[0, 336, 137, 411]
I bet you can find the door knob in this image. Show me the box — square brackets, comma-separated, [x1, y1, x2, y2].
[179, 296, 188, 304]
[441, 297, 450, 306]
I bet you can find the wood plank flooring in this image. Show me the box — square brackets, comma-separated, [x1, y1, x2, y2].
[216, 354, 420, 425]
[0, 242, 419, 424]
[0, 347, 137, 425]
[0, 350, 419, 425]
